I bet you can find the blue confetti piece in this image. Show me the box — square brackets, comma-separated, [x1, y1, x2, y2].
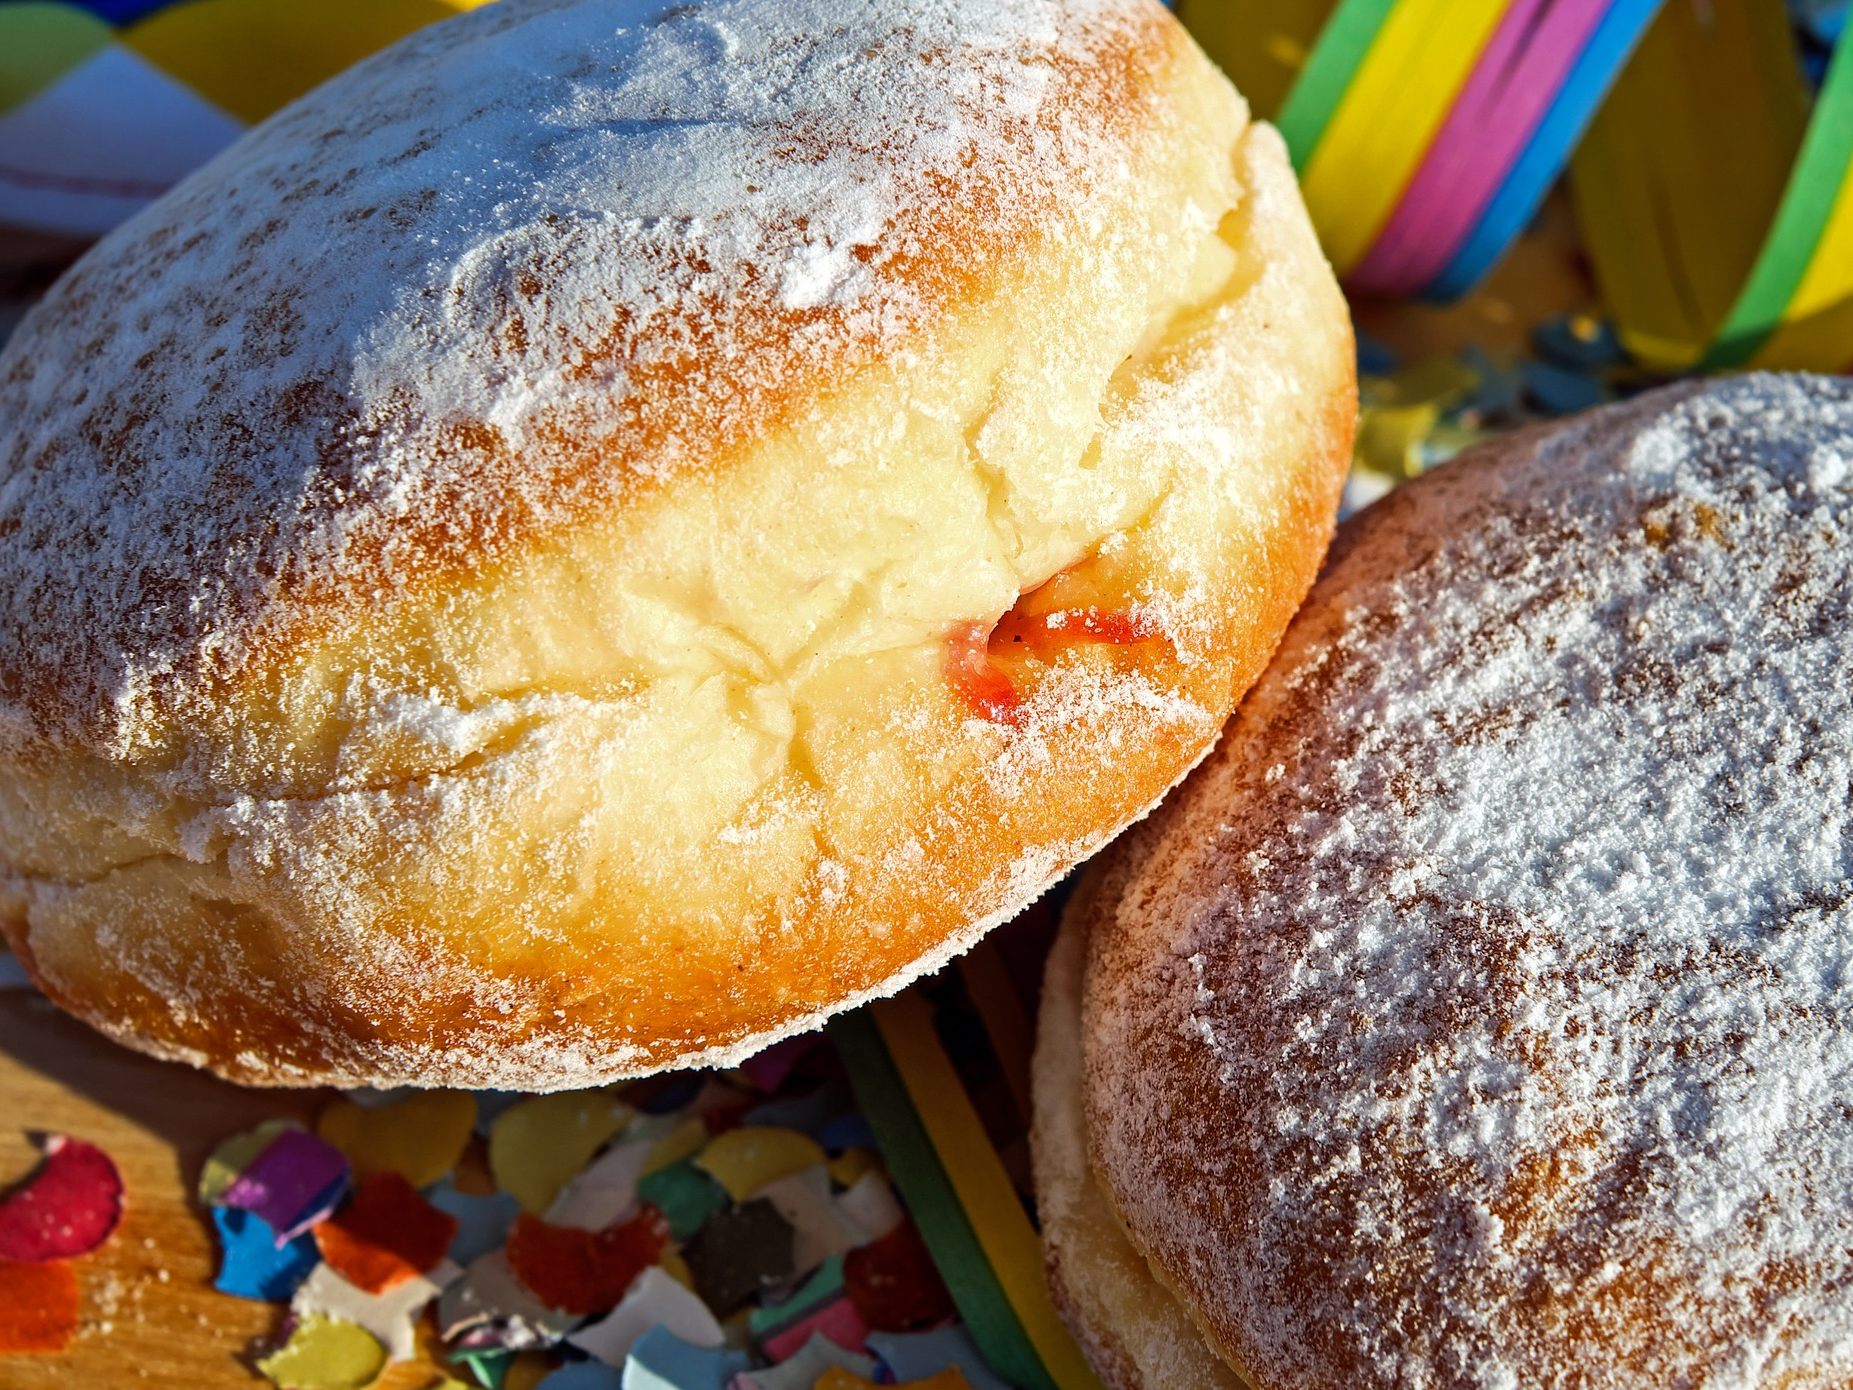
[815, 1113, 876, 1154]
[1531, 314, 1625, 371]
[1521, 360, 1609, 416]
[868, 1326, 1013, 1390]
[427, 1179, 520, 1265]
[621, 1325, 751, 1389]
[535, 1361, 622, 1390]
[640, 1073, 705, 1115]
[1356, 330, 1399, 377]
[53, 0, 182, 24]
[209, 1206, 318, 1302]
[1457, 346, 1521, 416]
[743, 1080, 854, 1136]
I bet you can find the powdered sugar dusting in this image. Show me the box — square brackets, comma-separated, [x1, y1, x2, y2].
[0, 0, 1170, 757]
[1085, 376, 1853, 1387]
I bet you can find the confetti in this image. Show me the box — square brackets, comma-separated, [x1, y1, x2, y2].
[293, 1259, 458, 1363]
[731, 1331, 876, 1390]
[256, 1313, 388, 1390]
[199, 1120, 298, 1206]
[833, 1172, 903, 1245]
[532, 1364, 621, 1390]
[313, 1171, 459, 1294]
[825, 1150, 877, 1188]
[568, 1264, 724, 1367]
[490, 1092, 631, 1215]
[211, 1206, 319, 1301]
[681, 1197, 795, 1316]
[760, 1295, 870, 1362]
[694, 1128, 824, 1201]
[449, 1346, 515, 1390]
[749, 1256, 844, 1343]
[223, 1129, 350, 1244]
[318, 1091, 477, 1189]
[867, 1328, 1012, 1390]
[621, 1323, 750, 1390]
[427, 1180, 521, 1265]
[755, 1166, 865, 1277]
[0, 1259, 79, 1354]
[635, 1159, 728, 1240]
[738, 1035, 822, 1093]
[504, 1208, 667, 1316]
[0, 1134, 123, 1262]
[544, 1138, 652, 1232]
[843, 1223, 953, 1333]
[816, 1115, 877, 1154]
[439, 1250, 579, 1351]
[641, 1118, 707, 1177]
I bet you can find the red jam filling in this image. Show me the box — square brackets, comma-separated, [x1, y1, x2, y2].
[945, 601, 1167, 725]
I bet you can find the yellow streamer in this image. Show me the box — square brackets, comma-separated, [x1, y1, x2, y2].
[873, 995, 1104, 1390]
[1298, 0, 1508, 273]
[1749, 170, 1853, 370]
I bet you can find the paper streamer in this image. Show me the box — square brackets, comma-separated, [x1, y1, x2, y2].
[7, 0, 1850, 365]
[1573, 0, 1853, 371]
[831, 953, 1105, 1390]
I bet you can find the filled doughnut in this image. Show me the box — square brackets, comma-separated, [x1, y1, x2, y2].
[1034, 374, 1853, 1388]
[0, 0, 1354, 1088]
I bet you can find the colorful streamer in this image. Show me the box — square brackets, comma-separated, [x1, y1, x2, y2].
[3, 1, 1850, 362]
[1572, 0, 1853, 371]
[831, 934, 1104, 1390]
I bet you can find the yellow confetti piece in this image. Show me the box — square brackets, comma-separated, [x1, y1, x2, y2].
[827, 1147, 879, 1188]
[198, 1119, 298, 1206]
[256, 1314, 387, 1390]
[504, 1352, 553, 1390]
[693, 1126, 825, 1201]
[1356, 403, 1440, 480]
[318, 1091, 476, 1190]
[641, 1117, 707, 1178]
[489, 1090, 632, 1215]
[659, 1248, 695, 1292]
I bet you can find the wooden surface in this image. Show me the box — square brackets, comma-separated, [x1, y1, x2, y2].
[0, 986, 468, 1389]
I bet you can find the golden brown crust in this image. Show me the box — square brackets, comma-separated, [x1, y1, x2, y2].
[0, 0, 1355, 1089]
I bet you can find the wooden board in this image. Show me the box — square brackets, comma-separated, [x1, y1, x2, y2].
[0, 987, 457, 1389]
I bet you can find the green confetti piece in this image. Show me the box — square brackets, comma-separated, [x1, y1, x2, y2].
[636, 1157, 729, 1240]
[255, 1315, 386, 1390]
[448, 1346, 513, 1390]
[748, 1254, 845, 1340]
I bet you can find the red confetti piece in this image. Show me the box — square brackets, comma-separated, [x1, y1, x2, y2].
[844, 1222, 954, 1332]
[312, 1171, 458, 1294]
[0, 1260, 80, 1353]
[505, 1206, 668, 1316]
[0, 1135, 124, 1263]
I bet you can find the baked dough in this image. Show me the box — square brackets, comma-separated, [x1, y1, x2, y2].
[0, 0, 1354, 1088]
[1037, 375, 1853, 1389]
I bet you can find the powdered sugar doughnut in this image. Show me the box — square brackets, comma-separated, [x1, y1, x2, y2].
[1035, 375, 1853, 1389]
[0, 0, 1353, 1088]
